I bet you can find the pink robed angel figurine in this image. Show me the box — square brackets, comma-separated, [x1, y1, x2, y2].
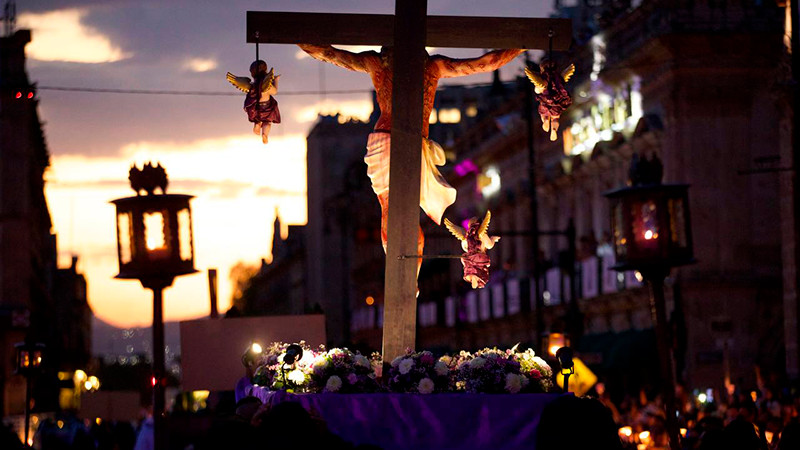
[444, 211, 500, 289]
[525, 60, 575, 141]
[226, 60, 281, 144]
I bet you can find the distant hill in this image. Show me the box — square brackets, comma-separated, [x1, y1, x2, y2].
[92, 317, 182, 365]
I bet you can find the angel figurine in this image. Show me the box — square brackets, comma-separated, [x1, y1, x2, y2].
[444, 211, 500, 289]
[226, 60, 281, 144]
[525, 60, 575, 141]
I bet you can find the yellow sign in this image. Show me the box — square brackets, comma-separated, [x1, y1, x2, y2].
[556, 357, 597, 396]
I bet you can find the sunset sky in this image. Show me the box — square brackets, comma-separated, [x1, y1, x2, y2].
[20, 1, 550, 329]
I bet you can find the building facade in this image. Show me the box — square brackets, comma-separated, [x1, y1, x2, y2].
[0, 30, 92, 418]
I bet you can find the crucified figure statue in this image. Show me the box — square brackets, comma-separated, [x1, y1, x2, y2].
[299, 44, 523, 277]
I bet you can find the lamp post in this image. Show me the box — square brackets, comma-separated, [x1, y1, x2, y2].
[604, 153, 694, 450]
[15, 341, 45, 446]
[112, 162, 197, 450]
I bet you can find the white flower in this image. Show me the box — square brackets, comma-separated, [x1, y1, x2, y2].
[505, 373, 522, 393]
[325, 375, 342, 392]
[399, 358, 415, 375]
[391, 356, 404, 368]
[469, 357, 486, 369]
[434, 361, 448, 377]
[533, 356, 550, 371]
[354, 354, 370, 368]
[347, 373, 358, 384]
[418, 377, 435, 394]
[287, 369, 305, 385]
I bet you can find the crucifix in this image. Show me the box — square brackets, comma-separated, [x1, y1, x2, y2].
[247, 2, 570, 362]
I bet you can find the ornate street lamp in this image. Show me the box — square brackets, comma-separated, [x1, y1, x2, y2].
[605, 153, 694, 450]
[15, 341, 45, 446]
[112, 162, 196, 450]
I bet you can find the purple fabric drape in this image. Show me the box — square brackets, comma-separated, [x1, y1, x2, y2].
[250, 387, 560, 449]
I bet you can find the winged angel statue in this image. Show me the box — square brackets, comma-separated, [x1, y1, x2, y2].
[444, 211, 500, 289]
[226, 60, 281, 144]
[525, 60, 575, 141]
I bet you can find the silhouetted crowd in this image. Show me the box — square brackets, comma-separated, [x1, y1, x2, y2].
[4, 379, 800, 449]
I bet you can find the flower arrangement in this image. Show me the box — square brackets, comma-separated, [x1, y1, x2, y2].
[513, 347, 554, 393]
[386, 351, 450, 394]
[248, 342, 555, 394]
[453, 347, 528, 394]
[308, 348, 380, 393]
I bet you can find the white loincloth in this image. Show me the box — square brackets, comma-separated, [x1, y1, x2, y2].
[365, 132, 457, 225]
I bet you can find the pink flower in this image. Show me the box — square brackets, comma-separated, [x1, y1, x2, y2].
[529, 369, 542, 379]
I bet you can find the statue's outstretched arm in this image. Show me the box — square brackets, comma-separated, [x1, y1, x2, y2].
[298, 44, 378, 73]
[433, 49, 524, 78]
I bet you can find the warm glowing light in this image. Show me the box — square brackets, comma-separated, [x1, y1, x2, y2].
[28, 438, 33, 446]
[27, 92, 34, 99]
[31, 416, 39, 425]
[18, 9, 130, 63]
[84, 380, 93, 390]
[118, 213, 132, 264]
[479, 166, 501, 198]
[89, 376, 100, 390]
[766, 430, 774, 444]
[143, 212, 166, 251]
[697, 392, 707, 403]
[751, 390, 758, 402]
[634, 271, 644, 282]
[365, 296, 375, 306]
[548, 345, 560, 357]
[438, 108, 461, 124]
[184, 57, 217, 73]
[74, 369, 87, 382]
[465, 105, 478, 117]
[680, 428, 687, 438]
[178, 208, 193, 261]
[619, 426, 633, 438]
[644, 230, 653, 240]
[57, 420, 64, 429]
[15, 92, 21, 99]
[251, 343, 263, 354]
[639, 431, 651, 444]
[96, 418, 102, 425]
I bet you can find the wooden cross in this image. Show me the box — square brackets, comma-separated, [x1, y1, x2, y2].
[247, 2, 570, 362]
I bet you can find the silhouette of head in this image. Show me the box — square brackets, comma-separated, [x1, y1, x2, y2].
[537, 396, 623, 449]
[250, 60, 268, 77]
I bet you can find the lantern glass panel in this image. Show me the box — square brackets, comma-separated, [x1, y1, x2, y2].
[20, 350, 30, 368]
[143, 211, 169, 259]
[33, 350, 42, 368]
[117, 212, 133, 264]
[178, 208, 193, 261]
[633, 200, 659, 244]
[613, 203, 627, 257]
[669, 198, 687, 247]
